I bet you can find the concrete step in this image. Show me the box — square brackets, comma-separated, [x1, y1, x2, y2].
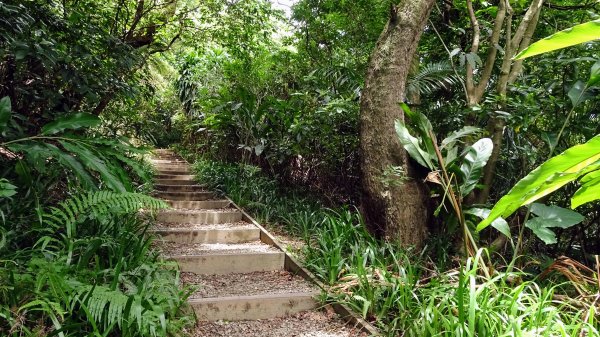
[152, 224, 260, 244]
[157, 209, 242, 224]
[163, 242, 284, 274]
[154, 165, 190, 171]
[167, 200, 230, 209]
[153, 150, 175, 156]
[156, 167, 191, 174]
[154, 191, 214, 201]
[190, 292, 318, 321]
[154, 157, 183, 161]
[150, 159, 186, 164]
[172, 252, 285, 274]
[153, 156, 181, 161]
[155, 174, 195, 181]
[155, 179, 202, 186]
[181, 260, 320, 322]
[154, 184, 206, 192]
[153, 161, 189, 166]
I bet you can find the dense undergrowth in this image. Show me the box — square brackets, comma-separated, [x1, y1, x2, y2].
[191, 157, 600, 337]
[0, 173, 193, 336]
[0, 1, 195, 334]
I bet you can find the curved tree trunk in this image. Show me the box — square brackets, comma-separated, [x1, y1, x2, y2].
[359, 0, 435, 247]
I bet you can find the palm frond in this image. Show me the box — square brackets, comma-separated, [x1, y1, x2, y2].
[407, 61, 464, 96]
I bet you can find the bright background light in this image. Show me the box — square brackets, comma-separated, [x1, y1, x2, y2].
[270, 0, 295, 17]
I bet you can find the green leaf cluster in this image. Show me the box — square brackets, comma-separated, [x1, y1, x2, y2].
[478, 134, 600, 232]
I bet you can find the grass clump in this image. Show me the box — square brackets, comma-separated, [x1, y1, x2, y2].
[192, 158, 599, 337]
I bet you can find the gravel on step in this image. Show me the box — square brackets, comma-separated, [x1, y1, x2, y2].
[158, 208, 238, 213]
[156, 241, 279, 255]
[190, 310, 367, 337]
[182, 270, 318, 298]
[153, 221, 253, 230]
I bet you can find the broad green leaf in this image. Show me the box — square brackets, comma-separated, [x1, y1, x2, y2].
[465, 52, 482, 69]
[530, 203, 584, 228]
[515, 20, 600, 60]
[525, 220, 558, 244]
[567, 80, 591, 108]
[465, 208, 510, 238]
[440, 126, 481, 150]
[105, 149, 152, 183]
[400, 103, 436, 160]
[459, 138, 493, 197]
[394, 120, 434, 169]
[525, 203, 584, 244]
[7, 142, 53, 172]
[0, 178, 17, 198]
[0, 96, 11, 132]
[571, 170, 600, 208]
[41, 113, 101, 135]
[540, 132, 557, 152]
[477, 134, 600, 231]
[44, 144, 97, 189]
[589, 60, 600, 87]
[445, 146, 459, 166]
[59, 140, 126, 192]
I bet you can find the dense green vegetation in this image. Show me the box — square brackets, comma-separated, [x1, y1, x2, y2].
[188, 155, 599, 336]
[1, 0, 599, 335]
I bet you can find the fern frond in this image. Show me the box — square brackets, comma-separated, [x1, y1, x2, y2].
[43, 191, 169, 232]
[71, 282, 174, 336]
[407, 61, 464, 96]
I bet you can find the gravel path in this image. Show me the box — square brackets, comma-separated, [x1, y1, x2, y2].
[190, 311, 368, 337]
[182, 270, 319, 298]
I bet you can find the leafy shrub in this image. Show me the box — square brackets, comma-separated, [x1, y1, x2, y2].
[0, 191, 192, 336]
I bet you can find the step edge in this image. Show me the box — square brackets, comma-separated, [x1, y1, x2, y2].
[188, 291, 320, 303]
[150, 227, 259, 233]
[166, 251, 285, 259]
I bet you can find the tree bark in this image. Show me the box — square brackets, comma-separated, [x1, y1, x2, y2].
[359, 0, 435, 247]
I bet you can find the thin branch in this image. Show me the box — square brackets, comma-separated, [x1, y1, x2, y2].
[464, 0, 480, 100]
[509, 0, 545, 52]
[149, 32, 181, 54]
[472, 0, 508, 101]
[508, 4, 543, 83]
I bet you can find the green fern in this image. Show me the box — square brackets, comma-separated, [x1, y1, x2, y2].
[43, 191, 169, 236]
[69, 276, 186, 337]
[407, 61, 463, 96]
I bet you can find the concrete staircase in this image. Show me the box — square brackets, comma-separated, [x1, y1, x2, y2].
[150, 149, 320, 322]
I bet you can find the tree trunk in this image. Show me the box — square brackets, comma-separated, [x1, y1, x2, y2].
[359, 0, 435, 247]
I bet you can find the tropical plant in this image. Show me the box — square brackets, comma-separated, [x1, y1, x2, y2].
[515, 19, 600, 60]
[394, 104, 502, 255]
[1, 97, 152, 192]
[478, 135, 600, 242]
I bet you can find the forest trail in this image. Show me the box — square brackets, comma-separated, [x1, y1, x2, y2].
[150, 149, 367, 336]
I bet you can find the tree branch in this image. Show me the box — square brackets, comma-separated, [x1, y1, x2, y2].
[508, 4, 543, 83]
[464, 0, 480, 102]
[149, 32, 181, 54]
[471, 0, 507, 104]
